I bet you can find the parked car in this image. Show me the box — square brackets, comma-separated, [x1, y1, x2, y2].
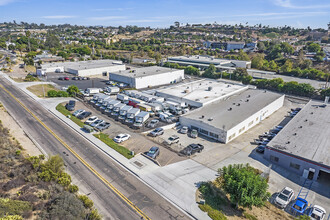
[309, 205, 326, 220]
[72, 109, 85, 117]
[256, 145, 266, 153]
[83, 125, 93, 133]
[180, 144, 204, 156]
[190, 129, 198, 138]
[292, 197, 308, 214]
[147, 119, 159, 128]
[149, 128, 164, 137]
[90, 119, 104, 127]
[165, 135, 180, 145]
[58, 77, 64, 80]
[72, 77, 79, 80]
[179, 126, 188, 134]
[77, 111, 91, 119]
[113, 133, 131, 143]
[95, 122, 110, 131]
[146, 146, 160, 159]
[274, 187, 294, 209]
[64, 77, 70, 80]
[65, 100, 76, 111]
[85, 116, 98, 125]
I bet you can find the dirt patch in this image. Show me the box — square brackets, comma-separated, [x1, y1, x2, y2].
[26, 84, 58, 98]
[0, 102, 42, 156]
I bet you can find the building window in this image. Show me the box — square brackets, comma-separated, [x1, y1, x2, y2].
[228, 133, 236, 141]
[270, 155, 279, 163]
[290, 163, 300, 170]
[102, 72, 107, 76]
[209, 132, 219, 139]
[239, 126, 245, 133]
[248, 121, 253, 126]
[200, 129, 209, 135]
[191, 126, 199, 131]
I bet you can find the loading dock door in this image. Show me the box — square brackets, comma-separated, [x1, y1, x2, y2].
[318, 169, 330, 184]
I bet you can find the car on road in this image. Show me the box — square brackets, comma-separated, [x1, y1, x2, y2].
[256, 145, 266, 153]
[274, 187, 294, 209]
[72, 109, 85, 117]
[149, 128, 164, 137]
[95, 122, 110, 131]
[165, 135, 180, 145]
[147, 119, 159, 128]
[309, 205, 326, 220]
[65, 100, 76, 111]
[72, 77, 79, 80]
[291, 197, 308, 214]
[179, 126, 188, 134]
[58, 77, 64, 80]
[85, 116, 98, 125]
[90, 119, 105, 127]
[146, 146, 160, 159]
[190, 129, 198, 138]
[64, 77, 70, 80]
[113, 134, 131, 143]
[77, 111, 91, 119]
[180, 144, 204, 156]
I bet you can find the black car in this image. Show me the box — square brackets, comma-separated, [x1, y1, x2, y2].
[72, 77, 79, 80]
[58, 77, 64, 80]
[95, 122, 111, 131]
[180, 144, 204, 156]
[256, 145, 266, 153]
[77, 111, 91, 119]
[65, 100, 76, 111]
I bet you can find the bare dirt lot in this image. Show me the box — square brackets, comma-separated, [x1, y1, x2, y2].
[26, 84, 59, 98]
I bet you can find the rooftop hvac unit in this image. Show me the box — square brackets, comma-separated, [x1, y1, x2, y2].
[184, 89, 189, 93]
[208, 86, 212, 91]
[208, 118, 213, 121]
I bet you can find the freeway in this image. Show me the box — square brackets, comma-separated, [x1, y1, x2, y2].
[0, 76, 189, 220]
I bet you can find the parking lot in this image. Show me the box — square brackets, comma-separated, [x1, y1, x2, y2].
[40, 72, 108, 90]
[71, 100, 186, 166]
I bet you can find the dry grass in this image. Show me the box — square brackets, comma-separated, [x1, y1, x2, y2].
[9, 77, 25, 83]
[26, 84, 58, 98]
[25, 65, 36, 73]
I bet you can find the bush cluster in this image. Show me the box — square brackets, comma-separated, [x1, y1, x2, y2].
[47, 90, 69, 97]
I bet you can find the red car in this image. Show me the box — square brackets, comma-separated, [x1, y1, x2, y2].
[64, 77, 70, 80]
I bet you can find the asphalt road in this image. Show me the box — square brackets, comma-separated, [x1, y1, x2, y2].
[0, 76, 190, 220]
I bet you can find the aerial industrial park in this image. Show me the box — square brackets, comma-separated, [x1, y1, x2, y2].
[0, 1, 329, 219]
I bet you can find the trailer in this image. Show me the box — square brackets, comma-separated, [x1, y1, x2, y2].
[125, 108, 140, 124]
[90, 93, 108, 105]
[133, 111, 149, 127]
[104, 86, 120, 95]
[111, 103, 126, 116]
[118, 105, 133, 120]
[151, 96, 164, 103]
[128, 97, 145, 108]
[138, 103, 152, 112]
[147, 102, 163, 113]
[159, 112, 172, 123]
[164, 100, 182, 115]
[104, 100, 121, 114]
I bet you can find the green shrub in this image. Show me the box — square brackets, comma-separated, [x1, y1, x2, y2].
[57, 91, 69, 97]
[47, 90, 58, 97]
[68, 184, 79, 193]
[0, 215, 23, 220]
[79, 195, 94, 209]
[87, 209, 102, 220]
[24, 75, 38, 82]
[57, 172, 72, 187]
[0, 198, 32, 217]
[243, 212, 258, 220]
[199, 204, 227, 220]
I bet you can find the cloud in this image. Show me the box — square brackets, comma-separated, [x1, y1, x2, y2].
[88, 16, 127, 21]
[273, 0, 330, 9]
[0, 0, 16, 6]
[42, 15, 77, 19]
[91, 7, 133, 12]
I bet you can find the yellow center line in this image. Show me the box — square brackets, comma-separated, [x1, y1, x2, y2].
[0, 84, 151, 220]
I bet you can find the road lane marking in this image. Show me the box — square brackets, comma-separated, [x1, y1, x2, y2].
[0, 84, 151, 220]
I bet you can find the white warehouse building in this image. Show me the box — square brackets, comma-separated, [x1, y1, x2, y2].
[36, 59, 126, 77]
[109, 66, 184, 89]
[180, 89, 284, 143]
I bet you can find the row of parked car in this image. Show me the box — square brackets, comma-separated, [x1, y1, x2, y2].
[255, 125, 283, 153]
[274, 187, 326, 220]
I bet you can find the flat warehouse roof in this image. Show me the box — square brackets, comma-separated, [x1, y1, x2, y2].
[40, 59, 123, 70]
[268, 100, 330, 167]
[110, 66, 182, 78]
[183, 89, 283, 130]
[156, 79, 248, 105]
[168, 55, 250, 66]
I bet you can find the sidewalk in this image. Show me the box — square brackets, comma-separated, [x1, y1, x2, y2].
[0, 71, 215, 220]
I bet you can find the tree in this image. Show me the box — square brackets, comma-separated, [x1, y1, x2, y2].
[306, 42, 321, 53]
[184, 66, 200, 76]
[238, 50, 249, 61]
[280, 42, 294, 55]
[25, 31, 31, 52]
[296, 215, 311, 220]
[154, 52, 162, 64]
[202, 64, 217, 78]
[257, 41, 265, 51]
[216, 164, 270, 208]
[251, 54, 264, 69]
[314, 51, 325, 62]
[280, 60, 293, 73]
[268, 60, 278, 71]
[67, 85, 80, 96]
[45, 34, 60, 49]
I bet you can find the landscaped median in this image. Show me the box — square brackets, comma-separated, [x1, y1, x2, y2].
[56, 103, 85, 127]
[93, 133, 134, 159]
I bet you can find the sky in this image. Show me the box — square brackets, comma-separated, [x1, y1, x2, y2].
[0, 0, 329, 29]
